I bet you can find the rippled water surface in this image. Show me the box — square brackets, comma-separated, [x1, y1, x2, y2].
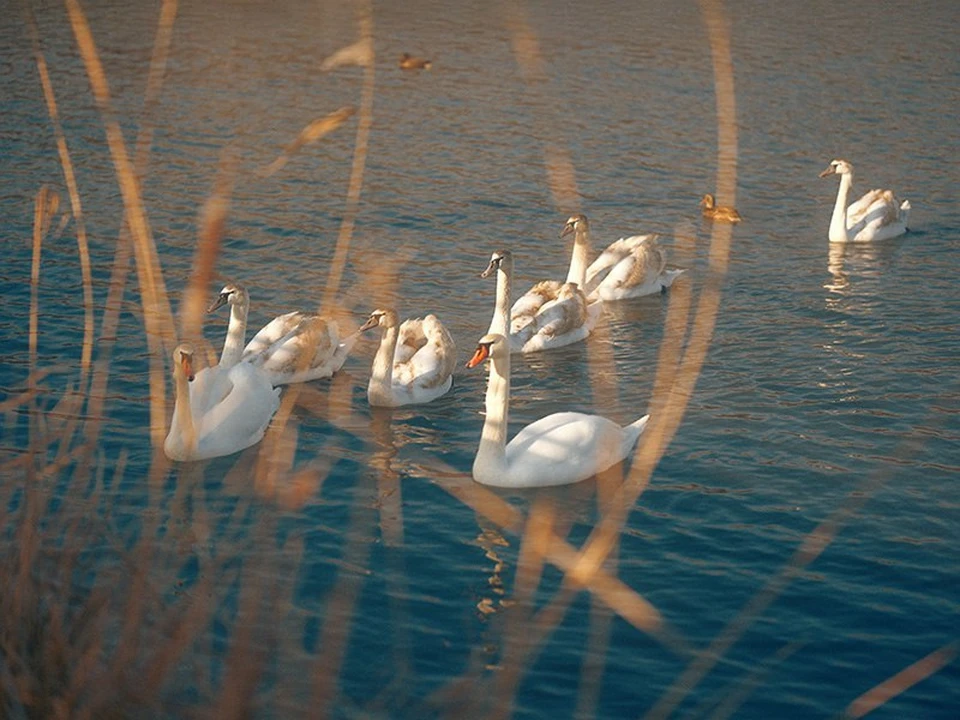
[2, 0, 958, 717]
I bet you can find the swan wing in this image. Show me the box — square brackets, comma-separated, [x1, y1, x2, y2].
[503, 412, 628, 487]
[246, 315, 342, 384]
[193, 363, 280, 459]
[511, 280, 563, 320]
[584, 234, 658, 295]
[394, 318, 426, 365]
[847, 189, 883, 227]
[590, 237, 667, 300]
[242, 311, 312, 359]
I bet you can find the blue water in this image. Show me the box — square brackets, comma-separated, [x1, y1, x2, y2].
[1, 0, 958, 717]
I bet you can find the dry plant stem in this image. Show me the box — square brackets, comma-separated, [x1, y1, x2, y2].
[679, 640, 805, 720]
[322, 4, 374, 310]
[180, 151, 235, 342]
[505, 3, 579, 210]
[842, 640, 959, 719]
[83, 0, 178, 456]
[29, 186, 56, 388]
[309, 476, 379, 718]
[568, 0, 738, 601]
[65, 0, 176, 448]
[25, 9, 95, 389]
[488, 498, 556, 719]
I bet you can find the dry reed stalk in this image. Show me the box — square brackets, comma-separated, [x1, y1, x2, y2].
[842, 640, 958, 719]
[694, 640, 806, 720]
[25, 9, 94, 390]
[321, 2, 375, 310]
[65, 0, 176, 448]
[83, 0, 178, 456]
[259, 106, 356, 177]
[308, 477, 379, 717]
[29, 186, 59, 388]
[180, 150, 235, 343]
[486, 497, 556, 718]
[566, 0, 739, 604]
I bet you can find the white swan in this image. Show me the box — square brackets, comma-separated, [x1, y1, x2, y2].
[359, 308, 457, 407]
[482, 249, 599, 354]
[164, 343, 280, 462]
[561, 214, 685, 301]
[465, 333, 649, 488]
[208, 283, 360, 386]
[819, 159, 911, 243]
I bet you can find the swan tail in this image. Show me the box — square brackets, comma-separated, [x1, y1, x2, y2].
[899, 200, 911, 228]
[620, 414, 650, 456]
[660, 268, 686, 288]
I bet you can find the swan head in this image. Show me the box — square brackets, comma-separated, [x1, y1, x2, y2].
[172, 343, 196, 382]
[560, 213, 588, 238]
[465, 333, 506, 368]
[207, 282, 248, 313]
[480, 249, 512, 278]
[359, 308, 398, 333]
[819, 159, 853, 178]
[700, 194, 716, 210]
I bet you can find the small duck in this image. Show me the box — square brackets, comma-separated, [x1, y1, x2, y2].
[399, 52, 432, 70]
[700, 194, 742, 223]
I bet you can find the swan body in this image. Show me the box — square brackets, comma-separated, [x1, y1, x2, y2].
[700, 194, 742, 223]
[561, 214, 684, 302]
[360, 308, 456, 407]
[466, 333, 649, 488]
[164, 344, 280, 462]
[820, 159, 911, 243]
[483, 250, 601, 354]
[208, 283, 359, 386]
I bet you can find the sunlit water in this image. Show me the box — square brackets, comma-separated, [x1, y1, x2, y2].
[2, 0, 958, 717]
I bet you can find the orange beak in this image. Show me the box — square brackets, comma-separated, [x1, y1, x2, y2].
[465, 343, 490, 369]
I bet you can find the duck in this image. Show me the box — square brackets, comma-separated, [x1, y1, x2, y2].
[164, 343, 280, 462]
[560, 214, 685, 301]
[819, 159, 911, 242]
[700, 194, 742, 223]
[359, 308, 456, 407]
[208, 282, 359, 386]
[465, 333, 649, 488]
[482, 249, 599, 354]
[399, 53, 432, 70]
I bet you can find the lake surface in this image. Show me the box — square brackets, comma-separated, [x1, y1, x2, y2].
[1, 0, 958, 717]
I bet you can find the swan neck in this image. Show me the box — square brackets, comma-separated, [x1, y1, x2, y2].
[369, 325, 398, 399]
[829, 172, 853, 242]
[474, 343, 509, 478]
[171, 365, 197, 456]
[488, 263, 512, 338]
[566, 226, 591, 287]
[220, 301, 249, 367]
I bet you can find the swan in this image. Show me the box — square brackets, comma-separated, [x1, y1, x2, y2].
[465, 333, 649, 488]
[700, 194, 742, 223]
[208, 283, 360, 386]
[164, 343, 280, 462]
[560, 214, 685, 301]
[819, 159, 911, 243]
[359, 308, 456, 407]
[482, 249, 598, 354]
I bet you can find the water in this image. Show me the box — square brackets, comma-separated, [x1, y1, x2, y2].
[1, 0, 958, 717]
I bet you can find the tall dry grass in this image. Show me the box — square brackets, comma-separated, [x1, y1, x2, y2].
[2, 0, 953, 718]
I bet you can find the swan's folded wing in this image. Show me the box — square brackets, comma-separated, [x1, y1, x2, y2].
[845, 189, 884, 225]
[505, 412, 625, 486]
[511, 280, 562, 320]
[196, 363, 280, 455]
[394, 318, 426, 366]
[255, 316, 337, 376]
[243, 311, 312, 359]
